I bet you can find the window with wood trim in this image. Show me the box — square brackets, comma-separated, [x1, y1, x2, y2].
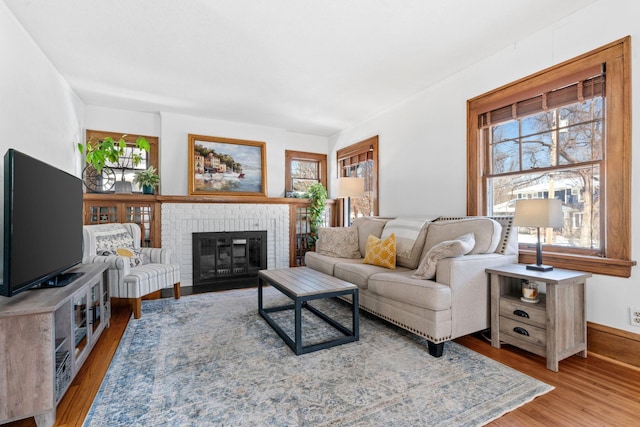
[337, 136, 379, 219]
[284, 150, 327, 196]
[85, 130, 159, 193]
[467, 37, 634, 277]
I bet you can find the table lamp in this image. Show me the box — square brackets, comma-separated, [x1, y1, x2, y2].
[338, 177, 365, 226]
[513, 198, 563, 271]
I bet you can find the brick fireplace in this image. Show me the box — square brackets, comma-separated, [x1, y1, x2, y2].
[161, 203, 289, 288]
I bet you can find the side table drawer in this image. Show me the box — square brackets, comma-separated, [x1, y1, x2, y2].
[500, 297, 546, 328]
[499, 316, 546, 347]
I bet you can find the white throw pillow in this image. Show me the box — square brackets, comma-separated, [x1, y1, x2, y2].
[412, 233, 475, 280]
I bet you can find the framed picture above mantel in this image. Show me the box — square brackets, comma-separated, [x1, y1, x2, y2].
[188, 134, 267, 197]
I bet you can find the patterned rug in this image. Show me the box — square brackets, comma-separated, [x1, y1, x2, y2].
[84, 287, 553, 426]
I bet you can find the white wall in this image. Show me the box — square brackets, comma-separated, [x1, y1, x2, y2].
[328, 0, 640, 333]
[84, 105, 161, 138]
[0, 1, 84, 272]
[0, 2, 84, 178]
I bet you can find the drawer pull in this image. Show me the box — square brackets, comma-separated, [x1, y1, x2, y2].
[513, 326, 530, 336]
[514, 309, 530, 318]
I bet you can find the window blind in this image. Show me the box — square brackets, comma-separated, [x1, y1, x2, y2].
[478, 73, 605, 128]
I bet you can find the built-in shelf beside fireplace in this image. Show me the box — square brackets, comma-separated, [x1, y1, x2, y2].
[192, 230, 267, 291]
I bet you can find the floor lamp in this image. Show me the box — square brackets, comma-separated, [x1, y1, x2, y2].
[513, 198, 563, 271]
[338, 177, 365, 226]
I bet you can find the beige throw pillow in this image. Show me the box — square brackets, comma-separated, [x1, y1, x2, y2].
[316, 227, 361, 259]
[412, 233, 475, 280]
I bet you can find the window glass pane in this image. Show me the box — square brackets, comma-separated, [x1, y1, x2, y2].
[105, 147, 148, 170]
[521, 110, 554, 135]
[491, 138, 520, 174]
[521, 132, 554, 169]
[292, 178, 318, 192]
[488, 165, 600, 250]
[291, 160, 319, 179]
[492, 120, 519, 143]
[558, 122, 603, 164]
[558, 97, 603, 126]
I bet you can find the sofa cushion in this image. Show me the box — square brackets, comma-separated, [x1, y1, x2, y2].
[351, 217, 390, 257]
[412, 233, 475, 280]
[334, 262, 409, 289]
[316, 227, 361, 259]
[305, 251, 363, 276]
[367, 270, 451, 311]
[363, 233, 396, 269]
[436, 216, 515, 255]
[423, 218, 501, 256]
[380, 217, 433, 269]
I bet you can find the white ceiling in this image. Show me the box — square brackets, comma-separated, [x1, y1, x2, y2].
[5, 0, 597, 136]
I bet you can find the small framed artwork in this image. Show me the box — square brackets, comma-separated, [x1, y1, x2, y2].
[188, 134, 267, 197]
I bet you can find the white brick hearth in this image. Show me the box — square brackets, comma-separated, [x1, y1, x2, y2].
[161, 203, 290, 287]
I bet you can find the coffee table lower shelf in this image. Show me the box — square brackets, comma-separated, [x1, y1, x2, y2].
[258, 268, 359, 355]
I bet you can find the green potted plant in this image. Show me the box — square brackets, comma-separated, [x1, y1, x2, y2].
[305, 182, 328, 249]
[78, 135, 150, 193]
[133, 166, 160, 194]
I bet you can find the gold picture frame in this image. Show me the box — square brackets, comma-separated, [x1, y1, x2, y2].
[188, 134, 267, 197]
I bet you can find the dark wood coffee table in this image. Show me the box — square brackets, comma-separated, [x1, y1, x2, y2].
[258, 267, 359, 355]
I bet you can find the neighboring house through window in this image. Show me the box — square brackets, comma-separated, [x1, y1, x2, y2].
[467, 37, 633, 277]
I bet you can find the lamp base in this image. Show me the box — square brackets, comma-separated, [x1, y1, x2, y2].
[525, 263, 554, 272]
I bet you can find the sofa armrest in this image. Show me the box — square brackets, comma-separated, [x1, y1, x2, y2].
[140, 247, 172, 264]
[436, 253, 517, 339]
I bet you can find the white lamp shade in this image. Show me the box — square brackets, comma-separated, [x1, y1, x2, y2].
[338, 177, 365, 198]
[513, 198, 563, 228]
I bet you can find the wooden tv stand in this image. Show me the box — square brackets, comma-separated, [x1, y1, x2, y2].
[0, 263, 110, 427]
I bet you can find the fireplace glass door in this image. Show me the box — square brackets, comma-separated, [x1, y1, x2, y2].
[193, 231, 267, 290]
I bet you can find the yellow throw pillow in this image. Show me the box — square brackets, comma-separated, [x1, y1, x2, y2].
[363, 233, 396, 269]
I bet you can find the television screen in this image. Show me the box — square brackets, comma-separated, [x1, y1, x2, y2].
[2, 149, 83, 297]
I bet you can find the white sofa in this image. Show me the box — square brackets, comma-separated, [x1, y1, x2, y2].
[304, 216, 518, 357]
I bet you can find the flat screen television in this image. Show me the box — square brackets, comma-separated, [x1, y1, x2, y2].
[1, 149, 84, 297]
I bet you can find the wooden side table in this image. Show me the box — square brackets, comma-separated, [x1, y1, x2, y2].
[486, 264, 591, 372]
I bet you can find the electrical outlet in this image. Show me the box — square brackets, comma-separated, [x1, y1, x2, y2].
[630, 307, 640, 327]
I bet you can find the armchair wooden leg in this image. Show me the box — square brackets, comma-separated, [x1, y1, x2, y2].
[174, 282, 181, 299]
[131, 298, 142, 319]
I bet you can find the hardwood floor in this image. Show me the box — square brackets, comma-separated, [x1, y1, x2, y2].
[6, 297, 640, 427]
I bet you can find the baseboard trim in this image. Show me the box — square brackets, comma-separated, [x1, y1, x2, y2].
[587, 322, 640, 369]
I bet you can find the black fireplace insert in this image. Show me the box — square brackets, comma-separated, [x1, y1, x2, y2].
[192, 231, 267, 291]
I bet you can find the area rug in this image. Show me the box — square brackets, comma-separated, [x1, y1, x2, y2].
[84, 287, 553, 426]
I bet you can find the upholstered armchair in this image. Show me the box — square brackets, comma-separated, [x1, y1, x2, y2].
[82, 223, 180, 318]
